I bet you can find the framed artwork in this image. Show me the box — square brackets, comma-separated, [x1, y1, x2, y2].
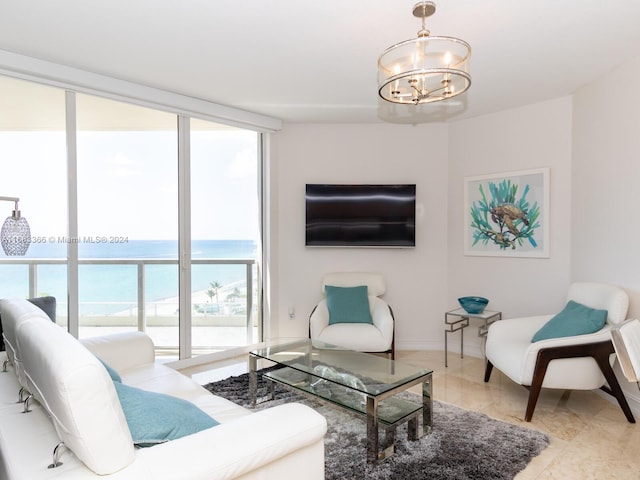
[464, 168, 549, 257]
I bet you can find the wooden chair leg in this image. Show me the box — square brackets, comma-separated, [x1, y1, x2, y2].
[390, 335, 395, 361]
[483, 356, 546, 422]
[592, 347, 636, 423]
[484, 360, 493, 382]
[526, 341, 636, 423]
[389, 305, 395, 361]
[526, 351, 553, 422]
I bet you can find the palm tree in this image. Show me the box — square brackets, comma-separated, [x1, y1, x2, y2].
[205, 288, 215, 313]
[226, 287, 241, 302]
[208, 281, 222, 312]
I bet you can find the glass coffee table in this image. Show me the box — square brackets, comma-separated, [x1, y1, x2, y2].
[249, 339, 432, 463]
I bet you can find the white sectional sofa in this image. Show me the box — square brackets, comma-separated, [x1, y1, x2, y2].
[0, 298, 327, 479]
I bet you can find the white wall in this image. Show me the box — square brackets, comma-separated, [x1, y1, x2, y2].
[269, 100, 573, 355]
[266, 57, 640, 413]
[572, 54, 640, 408]
[572, 55, 640, 310]
[446, 96, 574, 356]
[269, 123, 449, 350]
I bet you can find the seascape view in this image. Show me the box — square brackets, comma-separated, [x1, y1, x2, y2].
[0, 239, 258, 317]
[0, 77, 262, 354]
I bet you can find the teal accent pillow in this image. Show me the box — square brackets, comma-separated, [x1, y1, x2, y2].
[114, 382, 219, 447]
[96, 356, 122, 383]
[531, 300, 608, 342]
[326, 285, 373, 325]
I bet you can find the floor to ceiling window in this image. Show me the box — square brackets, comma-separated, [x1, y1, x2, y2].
[0, 74, 264, 361]
[0, 76, 68, 323]
[76, 94, 179, 348]
[190, 119, 261, 355]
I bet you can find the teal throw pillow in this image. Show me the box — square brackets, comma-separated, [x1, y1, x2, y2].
[96, 356, 122, 383]
[114, 382, 219, 447]
[326, 285, 373, 325]
[531, 300, 608, 342]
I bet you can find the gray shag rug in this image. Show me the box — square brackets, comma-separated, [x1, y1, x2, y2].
[203, 368, 549, 480]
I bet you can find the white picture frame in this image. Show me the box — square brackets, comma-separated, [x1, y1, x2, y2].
[464, 168, 550, 258]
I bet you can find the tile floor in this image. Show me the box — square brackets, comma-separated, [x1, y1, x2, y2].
[180, 350, 640, 479]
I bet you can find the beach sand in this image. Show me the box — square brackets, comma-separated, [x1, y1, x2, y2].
[108, 280, 249, 317]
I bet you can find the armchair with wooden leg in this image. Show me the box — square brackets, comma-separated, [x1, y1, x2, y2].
[484, 282, 635, 423]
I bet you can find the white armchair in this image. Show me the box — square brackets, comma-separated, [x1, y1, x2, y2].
[484, 282, 635, 423]
[309, 272, 395, 359]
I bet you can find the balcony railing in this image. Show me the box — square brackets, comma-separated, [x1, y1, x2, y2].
[0, 258, 257, 354]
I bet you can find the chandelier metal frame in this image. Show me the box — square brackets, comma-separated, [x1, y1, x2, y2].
[378, 1, 472, 105]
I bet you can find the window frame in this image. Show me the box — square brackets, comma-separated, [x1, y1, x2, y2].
[0, 64, 270, 364]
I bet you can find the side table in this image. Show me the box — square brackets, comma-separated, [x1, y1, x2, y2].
[444, 308, 502, 367]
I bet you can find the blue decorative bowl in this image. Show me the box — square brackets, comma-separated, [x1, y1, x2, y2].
[458, 296, 489, 314]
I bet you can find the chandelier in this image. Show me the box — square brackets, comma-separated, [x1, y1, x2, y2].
[378, 1, 471, 105]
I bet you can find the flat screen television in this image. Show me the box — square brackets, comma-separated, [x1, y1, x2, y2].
[305, 184, 416, 247]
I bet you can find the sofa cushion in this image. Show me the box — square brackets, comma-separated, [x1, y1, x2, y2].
[531, 300, 608, 342]
[326, 285, 372, 325]
[16, 314, 135, 474]
[114, 382, 219, 447]
[0, 296, 55, 351]
[0, 298, 54, 388]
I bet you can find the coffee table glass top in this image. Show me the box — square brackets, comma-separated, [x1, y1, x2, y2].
[250, 339, 432, 397]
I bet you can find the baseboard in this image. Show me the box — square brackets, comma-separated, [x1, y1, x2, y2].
[624, 388, 640, 417]
[596, 383, 640, 419]
[396, 340, 485, 359]
[396, 340, 443, 352]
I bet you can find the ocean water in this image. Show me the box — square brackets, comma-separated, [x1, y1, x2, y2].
[0, 239, 257, 315]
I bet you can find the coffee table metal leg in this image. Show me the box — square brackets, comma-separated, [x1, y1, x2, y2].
[267, 378, 275, 401]
[408, 374, 433, 440]
[249, 354, 257, 408]
[408, 416, 419, 440]
[381, 427, 396, 459]
[367, 396, 397, 463]
[366, 396, 379, 463]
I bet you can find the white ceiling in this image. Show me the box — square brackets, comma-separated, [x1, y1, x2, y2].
[1, 0, 640, 125]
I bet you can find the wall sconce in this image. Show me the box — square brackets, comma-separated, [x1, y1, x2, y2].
[0, 196, 31, 256]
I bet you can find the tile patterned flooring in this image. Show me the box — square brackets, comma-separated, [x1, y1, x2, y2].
[180, 350, 640, 479]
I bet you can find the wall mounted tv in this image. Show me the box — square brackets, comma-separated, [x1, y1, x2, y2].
[305, 184, 416, 247]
